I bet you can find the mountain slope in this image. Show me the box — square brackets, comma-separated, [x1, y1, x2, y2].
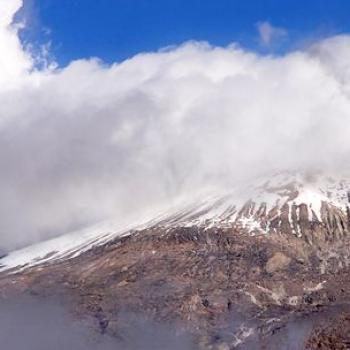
[1, 171, 350, 349]
[2, 171, 350, 272]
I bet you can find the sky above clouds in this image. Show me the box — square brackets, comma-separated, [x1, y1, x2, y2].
[18, 0, 350, 65]
[2, 0, 350, 250]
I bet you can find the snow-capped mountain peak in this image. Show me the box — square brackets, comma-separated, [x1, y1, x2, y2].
[149, 171, 350, 236]
[1, 171, 350, 272]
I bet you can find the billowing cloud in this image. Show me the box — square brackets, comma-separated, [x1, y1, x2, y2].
[1, 2, 350, 250]
[0, 0, 32, 89]
[257, 21, 288, 46]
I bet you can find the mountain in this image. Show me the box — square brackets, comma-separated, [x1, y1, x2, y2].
[2, 170, 350, 272]
[1, 171, 350, 349]
[149, 170, 350, 239]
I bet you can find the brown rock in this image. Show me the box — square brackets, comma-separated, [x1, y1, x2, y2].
[117, 280, 128, 287]
[266, 252, 291, 273]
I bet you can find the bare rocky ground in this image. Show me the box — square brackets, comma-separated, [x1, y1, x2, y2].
[1, 226, 350, 349]
[306, 313, 350, 349]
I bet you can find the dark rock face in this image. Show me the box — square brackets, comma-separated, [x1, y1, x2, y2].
[306, 313, 350, 349]
[1, 225, 350, 349]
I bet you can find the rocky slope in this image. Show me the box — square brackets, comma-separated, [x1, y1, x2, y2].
[1, 171, 350, 349]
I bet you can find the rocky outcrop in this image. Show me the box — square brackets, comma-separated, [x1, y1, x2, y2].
[265, 252, 291, 273]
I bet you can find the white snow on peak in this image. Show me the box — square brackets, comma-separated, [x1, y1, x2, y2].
[1, 170, 349, 273]
[148, 171, 350, 229]
[0, 213, 161, 273]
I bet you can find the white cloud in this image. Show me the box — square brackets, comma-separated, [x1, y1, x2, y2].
[1, 2, 350, 249]
[257, 21, 288, 46]
[0, 0, 33, 90]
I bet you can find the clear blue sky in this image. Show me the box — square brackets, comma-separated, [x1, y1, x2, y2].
[19, 0, 350, 66]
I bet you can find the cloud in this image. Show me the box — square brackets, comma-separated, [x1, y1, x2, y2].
[0, 0, 32, 89]
[0, 297, 197, 350]
[257, 21, 288, 46]
[1, 2, 350, 249]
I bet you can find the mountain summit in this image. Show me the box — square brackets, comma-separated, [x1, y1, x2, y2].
[152, 171, 350, 236]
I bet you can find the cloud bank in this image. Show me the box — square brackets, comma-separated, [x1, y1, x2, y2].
[0, 297, 197, 350]
[1, 0, 350, 249]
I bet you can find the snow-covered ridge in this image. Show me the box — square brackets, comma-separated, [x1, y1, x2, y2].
[149, 171, 350, 232]
[0, 215, 160, 273]
[1, 171, 350, 272]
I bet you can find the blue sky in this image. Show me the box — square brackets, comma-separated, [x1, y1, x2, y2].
[18, 0, 350, 65]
